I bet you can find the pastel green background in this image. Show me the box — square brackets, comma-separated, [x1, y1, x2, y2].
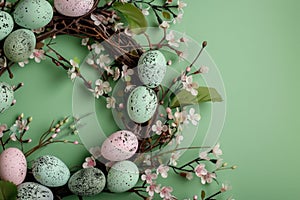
[1, 0, 299, 199]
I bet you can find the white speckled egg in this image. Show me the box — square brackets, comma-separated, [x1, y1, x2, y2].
[13, 0, 53, 29]
[0, 82, 14, 113]
[127, 86, 158, 123]
[54, 0, 94, 17]
[32, 155, 70, 187]
[4, 29, 36, 62]
[17, 182, 53, 200]
[107, 160, 139, 193]
[0, 148, 27, 185]
[68, 168, 106, 196]
[101, 130, 138, 161]
[138, 50, 167, 88]
[0, 11, 14, 41]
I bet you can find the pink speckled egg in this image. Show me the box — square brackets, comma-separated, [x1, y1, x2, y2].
[54, 0, 94, 17]
[0, 148, 27, 185]
[101, 130, 138, 161]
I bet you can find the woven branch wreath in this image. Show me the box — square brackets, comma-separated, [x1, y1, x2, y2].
[0, 0, 235, 200]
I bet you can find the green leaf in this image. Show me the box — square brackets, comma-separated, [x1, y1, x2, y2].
[0, 181, 17, 200]
[162, 11, 171, 19]
[201, 190, 206, 200]
[113, 3, 148, 34]
[170, 87, 223, 108]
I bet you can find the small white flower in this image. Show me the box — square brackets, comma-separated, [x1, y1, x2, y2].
[169, 151, 181, 166]
[91, 42, 105, 54]
[81, 38, 89, 46]
[96, 54, 111, 68]
[177, 0, 187, 10]
[200, 65, 209, 74]
[93, 79, 112, 98]
[166, 30, 179, 47]
[121, 65, 134, 81]
[188, 108, 201, 125]
[141, 6, 150, 16]
[106, 97, 116, 109]
[182, 76, 199, 96]
[156, 164, 169, 178]
[175, 134, 184, 145]
[213, 143, 223, 158]
[114, 22, 124, 31]
[68, 67, 77, 81]
[152, 120, 168, 135]
[18, 60, 29, 67]
[29, 49, 46, 63]
[160, 21, 170, 29]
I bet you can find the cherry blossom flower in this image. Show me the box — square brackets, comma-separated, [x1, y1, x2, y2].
[152, 120, 168, 135]
[91, 14, 107, 26]
[200, 65, 209, 74]
[182, 75, 199, 96]
[157, 164, 170, 178]
[143, 154, 152, 166]
[166, 31, 179, 47]
[91, 42, 104, 54]
[146, 182, 161, 197]
[141, 169, 158, 184]
[185, 172, 193, 180]
[216, 159, 224, 168]
[177, 0, 187, 11]
[166, 107, 174, 119]
[174, 108, 188, 126]
[18, 59, 29, 67]
[93, 79, 112, 98]
[187, 108, 201, 125]
[96, 54, 111, 68]
[175, 134, 184, 145]
[113, 68, 120, 81]
[29, 49, 46, 63]
[0, 124, 7, 138]
[68, 66, 77, 81]
[86, 57, 95, 65]
[82, 156, 96, 168]
[89, 146, 102, 158]
[81, 38, 89, 46]
[121, 65, 134, 82]
[200, 172, 216, 184]
[213, 143, 223, 158]
[199, 151, 210, 160]
[125, 84, 136, 93]
[142, 6, 150, 16]
[160, 186, 173, 199]
[194, 163, 208, 177]
[173, 13, 183, 24]
[169, 151, 181, 166]
[160, 21, 170, 29]
[106, 97, 116, 109]
[10, 119, 28, 141]
[221, 183, 231, 192]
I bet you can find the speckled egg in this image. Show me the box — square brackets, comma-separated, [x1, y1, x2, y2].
[17, 182, 53, 200]
[0, 82, 14, 113]
[32, 155, 70, 187]
[101, 130, 138, 161]
[107, 160, 139, 193]
[0, 11, 14, 41]
[13, 0, 53, 29]
[138, 50, 167, 88]
[0, 148, 27, 185]
[68, 168, 106, 196]
[54, 0, 94, 17]
[4, 29, 36, 62]
[127, 86, 158, 123]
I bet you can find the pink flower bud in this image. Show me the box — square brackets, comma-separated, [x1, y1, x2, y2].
[25, 126, 29, 131]
[74, 141, 79, 145]
[51, 134, 57, 139]
[119, 103, 124, 109]
[55, 128, 61, 133]
[193, 195, 198, 200]
[28, 139, 32, 143]
[167, 60, 172, 65]
[166, 107, 172, 113]
[186, 67, 191, 72]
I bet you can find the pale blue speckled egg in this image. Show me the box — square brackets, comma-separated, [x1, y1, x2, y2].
[68, 168, 106, 196]
[13, 0, 53, 29]
[3, 29, 36, 62]
[32, 155, 70, 187]
[138, 50, 167, 88]
[127, 86, 158, 123]
[0, 82, 14, 114]
[107, 160, 139, 193]
[0, 11, 14, 41]
[17, 182, 53, 200]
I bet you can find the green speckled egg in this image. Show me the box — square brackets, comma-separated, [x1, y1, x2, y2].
[0, 82, 14, 113]
[127, 86, 158, 123]
[32, 155, 70, 187]
[107, 160, 139, 193]
[138, 50, 167, 88]
[68, 168, 106, 196]
[4, 29, 36, 62]
[0, 11, 14, 41]
[17, 182, 53, 200]
[13, 0, 53, 29]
